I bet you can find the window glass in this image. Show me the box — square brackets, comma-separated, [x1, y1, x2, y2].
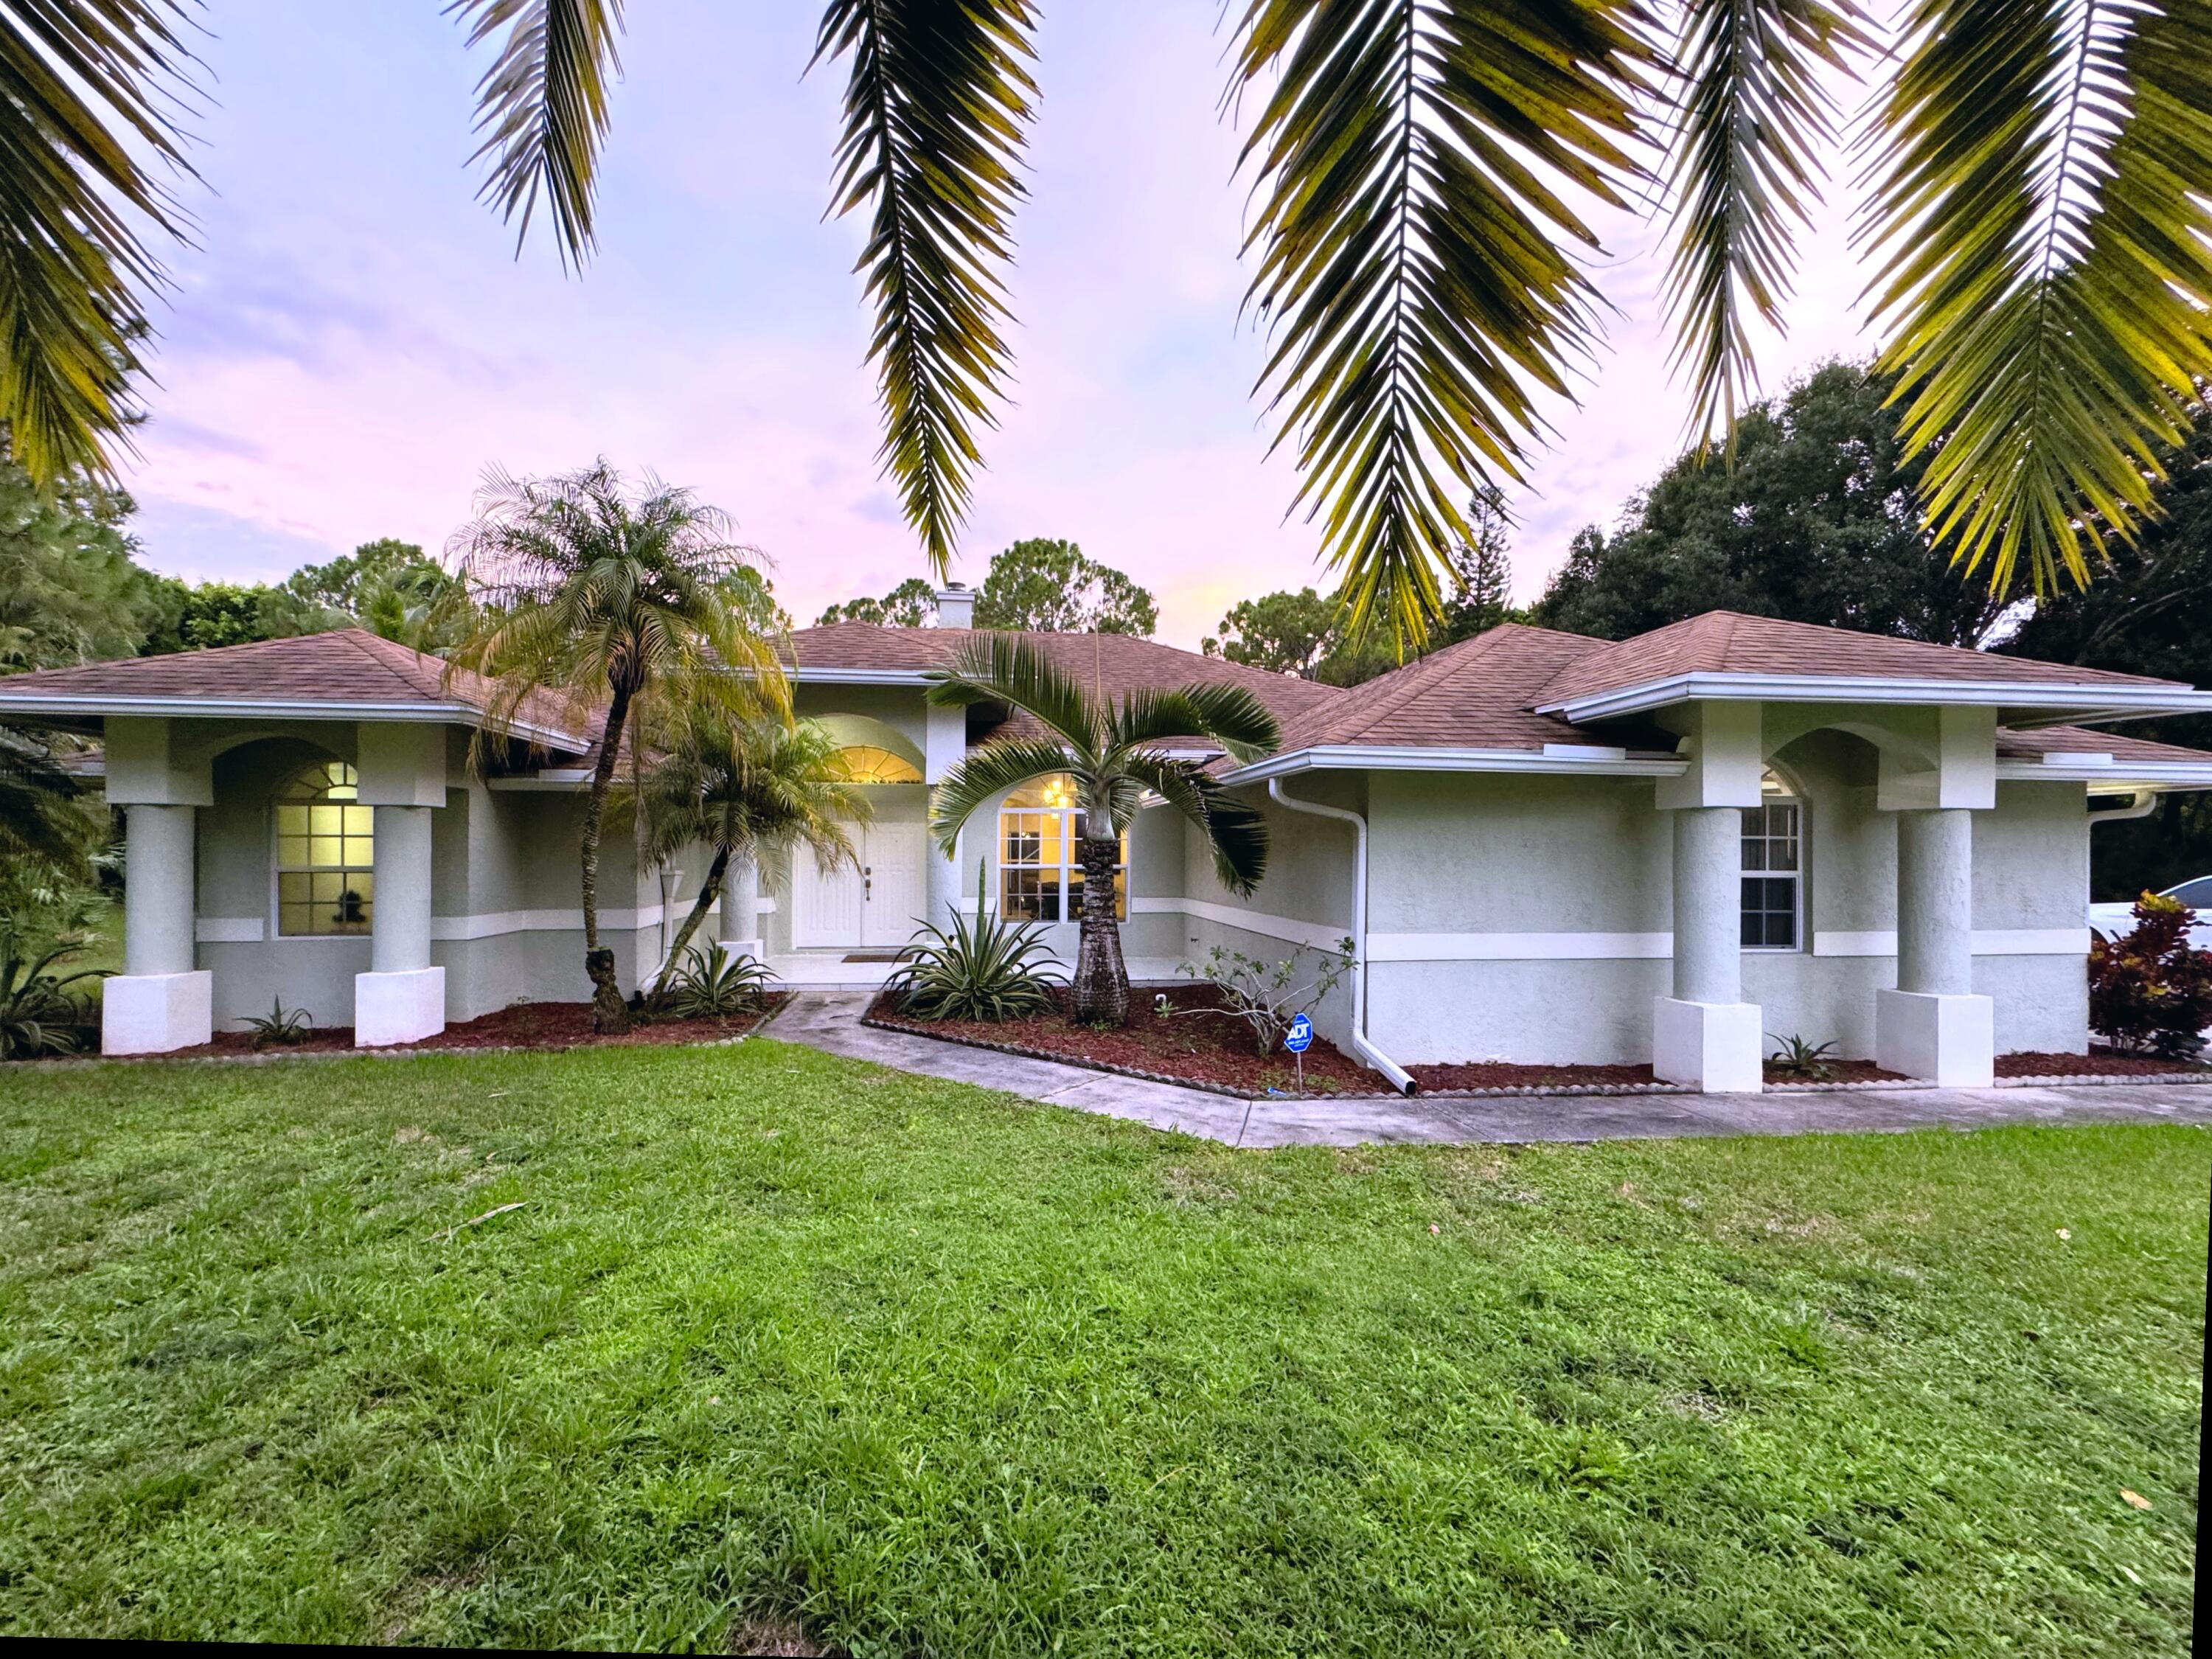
[998, 773, 1126, 922]
[1739, 797, 1801, 949]
[274, 761, 374, 936]
[2165, 876, 2212, 908]
[829, 745, 922, 783]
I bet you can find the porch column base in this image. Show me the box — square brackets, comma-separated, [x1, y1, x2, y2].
[1875, 989, 1992, 1086]
[1654, 997, 1764, 1093]
[718, 938, 765, 965]
[102, 970, 213, 1055]
[354, 967, 446, 1048]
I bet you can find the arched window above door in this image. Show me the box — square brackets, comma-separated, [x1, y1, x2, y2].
[274, 760, 374, 936]
[830, 745, 923, 783]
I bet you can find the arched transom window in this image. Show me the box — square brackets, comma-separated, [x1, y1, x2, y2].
[274, 761, 374, 936]
[999, 773, 1127, 922]
[829, 744, 923, 783]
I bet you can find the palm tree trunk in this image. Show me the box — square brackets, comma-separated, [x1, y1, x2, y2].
[580, 681, 634, 1034]
[1071, 832, 1130, 1026]
[648, 844, 730, 1004]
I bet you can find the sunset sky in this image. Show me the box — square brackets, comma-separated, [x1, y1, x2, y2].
[128, 1, 1879, 647]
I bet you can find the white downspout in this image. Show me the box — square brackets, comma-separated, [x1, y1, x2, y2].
[1267, 777, 1418, 1095]
[2088, 787, 2158, 824]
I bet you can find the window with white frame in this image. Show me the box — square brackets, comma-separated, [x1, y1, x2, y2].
[1740, 772, 1801, 950]
[999, 773, 1127, 922]
[274, 760, 375, 936]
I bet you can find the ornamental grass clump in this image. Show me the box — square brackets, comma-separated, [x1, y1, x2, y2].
[647, 943, 778, 1021]
[886, 863, 1065, 1023]
[2089, 893, 2212, 1060]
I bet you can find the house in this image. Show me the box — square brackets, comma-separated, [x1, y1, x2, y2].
[6, 586, 2212, 1093]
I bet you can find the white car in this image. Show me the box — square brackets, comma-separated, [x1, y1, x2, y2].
[2088, 876, 2212, 945]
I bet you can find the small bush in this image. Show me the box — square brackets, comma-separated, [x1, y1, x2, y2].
[1767, 1034, 1839, 1081]
[886, 875, 1064, 1023]
[650, 944, 778, 1020]
[1175, 939, 1354, 1056]
[238, 997, 314, 1050]
[2089, 892, 2212, 1059]
[0, 917, 106, 1060]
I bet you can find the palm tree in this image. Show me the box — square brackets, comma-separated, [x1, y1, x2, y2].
[445, 461, 787, 1034]
[16, 4, 2212, 626]
[631, 712, 867, 1003]
[924, 636, 1279, 1026]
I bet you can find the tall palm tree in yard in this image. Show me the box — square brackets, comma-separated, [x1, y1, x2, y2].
[14, 4, 2212, 638]
[631, 712, 867, 1003]
[446, 461, 787, 1034]
[925, 636, 1279, 1026]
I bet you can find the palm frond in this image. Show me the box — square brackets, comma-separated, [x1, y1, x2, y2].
[1124, 754, 1269, 896]
[1231, 0, 1652, 650]
[0, 0, 198, 487]
[813, 0, 1038, 578]
[1861, 0, 2212, 594]
[1108, 684, 1281, 764]
[1661, 0, 1870, 445]
[928, 734, 1068, 852]
[450, 0, 625, 271]
[925, 633, 1095, 751]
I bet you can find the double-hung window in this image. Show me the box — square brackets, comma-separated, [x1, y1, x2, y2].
[1740, 779, 1801, 950]
[999, 774, 1127, 922]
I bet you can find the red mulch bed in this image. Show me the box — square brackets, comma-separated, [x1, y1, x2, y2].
[2000, 1048, 2212, 1078]
[1410, 1059, 1663, 1092]
[1768, 1058, 1910, 1085]
[41, 993, 793, 1062]
[867, 983, 1376, 1096]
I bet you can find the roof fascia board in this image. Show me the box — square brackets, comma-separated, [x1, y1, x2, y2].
[1223, 745, 1687, 784]
[1996, 759, 2212, 787]
[1537, 671, 2212, 723]
[0, 692, 583, 751]
[790, 667, 933, 686]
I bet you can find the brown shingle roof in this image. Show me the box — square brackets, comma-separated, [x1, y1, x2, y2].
[1270, 623, 1621, 751]
[1998, 724, 2212, 764]
[1536, 611, 2190, 706]
[0, 628, 592, 747]
[787, 623, 1346, 741]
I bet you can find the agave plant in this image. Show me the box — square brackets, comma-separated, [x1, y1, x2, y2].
[0, 919, 105, 1060]
[885, 861, 1065, 1024]
[1766, 1034, 1840, 1082]
[238, 996, 314, 1051]
[650, 942, 779, 1021]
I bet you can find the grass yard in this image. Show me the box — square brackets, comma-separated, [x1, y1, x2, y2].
[0, 1040, 2202, 1655]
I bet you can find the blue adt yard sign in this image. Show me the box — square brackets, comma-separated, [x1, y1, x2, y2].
[1285, 1014, 1313, 1053]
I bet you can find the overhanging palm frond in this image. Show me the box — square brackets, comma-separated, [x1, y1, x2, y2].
[450, 0, 626, 271]
[1661, 0, 1870, 446]
[927, 734, 1069, 852]
[1124, 754, 1268, 895]
[1861, 0, 2212, 595]
[1230, 0, 1652, 651]
[813, 0, 1038, 579]
[1109, 684, 1281, 765]
[0, 0, 198, 487]
[925, 633, 1094, 751]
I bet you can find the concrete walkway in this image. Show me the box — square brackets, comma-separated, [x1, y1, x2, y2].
[767, 990, 2212, 1148]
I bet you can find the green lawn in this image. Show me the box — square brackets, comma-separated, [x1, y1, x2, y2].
[0, 1040, 2202, 1655]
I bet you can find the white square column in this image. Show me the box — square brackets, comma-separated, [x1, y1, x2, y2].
[922, 702, 966, 929]
[1653, 703, 1764, 1093]
[717, 852, 765, 963]
[354, 726, 448, 1047]
[102, 722, 214, 1054]
[1876, 806, 1993, 1085]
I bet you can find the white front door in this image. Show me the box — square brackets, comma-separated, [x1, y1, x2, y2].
[861, 821, 925, 947]
[791, 821, 928, 950]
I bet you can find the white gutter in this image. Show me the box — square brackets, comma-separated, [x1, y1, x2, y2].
[1536, 670, 2212, 724]
[0, 692, 585, 753]
[1225, 743, 1686, 784]
[1265, 777, 1417, 1096]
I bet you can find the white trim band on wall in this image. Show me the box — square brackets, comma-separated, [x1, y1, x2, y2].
[1133, 896, 1349, 953]
[1812, 928, 2090, 957]
[424, 898, 779, 942]
[1369, 931, 1674, 962]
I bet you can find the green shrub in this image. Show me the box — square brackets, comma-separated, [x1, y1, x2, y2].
[650, 943, 778, 1020]
[237, 996, 314, 1050]
[2089, 892, 2212, 1059]
[886, 866, 1064, 1023]
[0, 917, 105, 1060]
[1766, 1034, 1840, 1081]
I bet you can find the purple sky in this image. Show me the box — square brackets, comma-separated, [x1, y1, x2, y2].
[128, 1, 1878, 647]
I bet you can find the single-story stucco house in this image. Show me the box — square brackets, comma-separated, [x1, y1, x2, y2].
[7, 584, 2212, 1093]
